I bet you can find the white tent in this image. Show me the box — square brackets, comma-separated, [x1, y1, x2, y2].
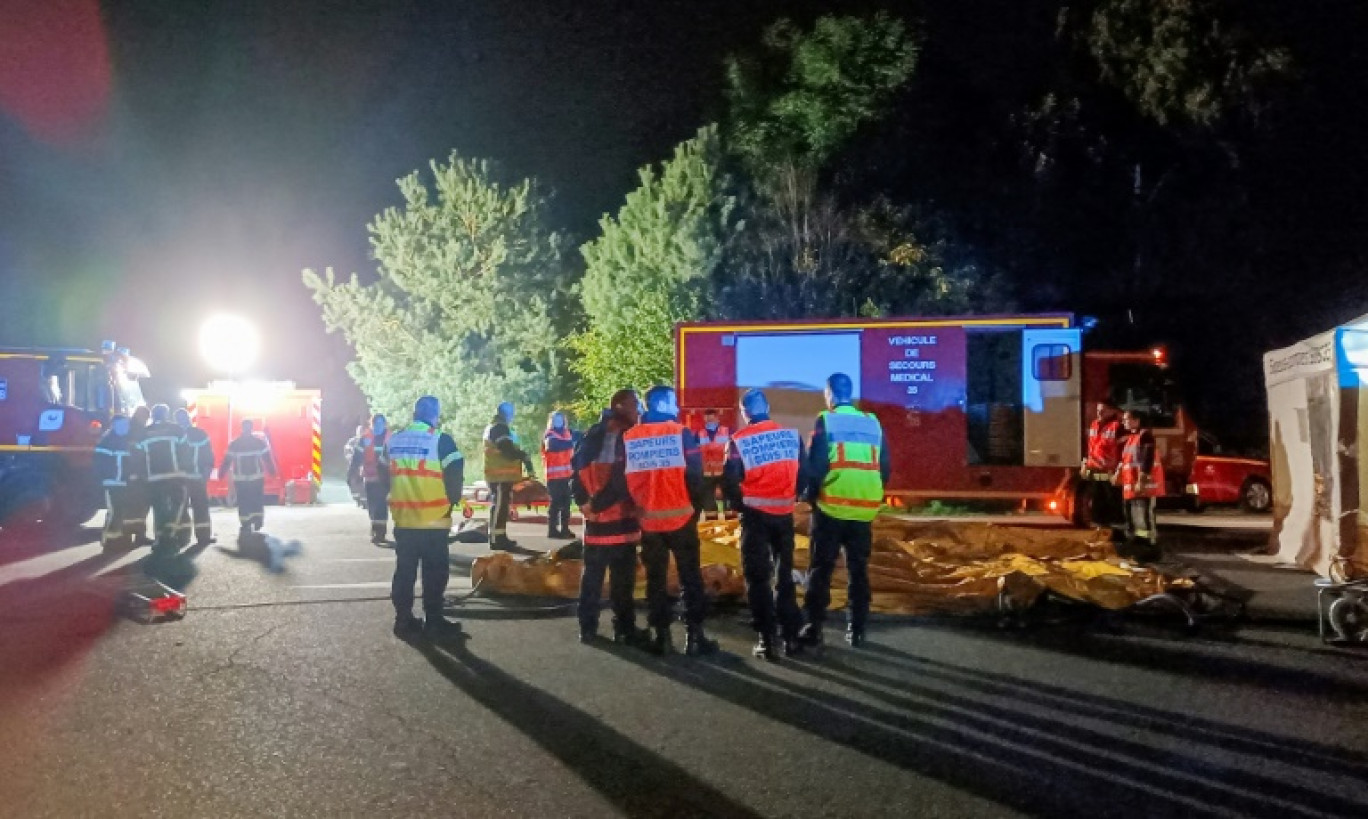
[1263, 315, 1368, 580]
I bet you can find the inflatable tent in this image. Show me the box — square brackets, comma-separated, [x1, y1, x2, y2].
[1263, 315, 1368, 580]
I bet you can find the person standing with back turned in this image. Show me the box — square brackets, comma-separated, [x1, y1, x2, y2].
[484, 401, 534, 550]
[220, 419, 277, 538]
[798, 373, 890, 650]
[724, 388, 807, 660]
[387, 396, 464, 639]
[623, 385, 717, 656]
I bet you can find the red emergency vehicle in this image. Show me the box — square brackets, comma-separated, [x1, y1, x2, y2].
[674, 314, 1197, 523]
[0, 343, 149, 525]
[182, 382, 321, 504]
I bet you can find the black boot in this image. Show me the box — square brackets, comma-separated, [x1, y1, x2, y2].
[752, 632, 778, 661]
[579, 624, 600, 644]
[613, 623, 650, 647]
[783, 636, 805, 658]
[645, 626, 671, 655]
[423, 616, 462, 639]
[845, 626, 866, 648]
[797, 622, 824, 649]
[490, 536, 519, 551]
[685, 624, 718, 656]
[393, 613, 423, 639]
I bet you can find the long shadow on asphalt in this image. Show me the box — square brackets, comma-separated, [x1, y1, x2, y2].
[601, 633, 1368, 819]
[849, 642, 1368, 779]
[914, 619, 1368, 702]
[413, 636, 764, 819]
[787, 648, 1368, 817]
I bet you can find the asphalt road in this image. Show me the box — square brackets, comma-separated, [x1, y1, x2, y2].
[2, 504, 1367, 818]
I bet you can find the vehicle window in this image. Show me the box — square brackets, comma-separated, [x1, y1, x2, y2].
[1031, 344, 1072, 381]
[1108, 363, 1179, 429]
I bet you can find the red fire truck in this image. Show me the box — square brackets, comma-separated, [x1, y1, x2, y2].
[674, 314, 1197, 523]
[181, 382, 321, 504]
[0, 343, 149, 526]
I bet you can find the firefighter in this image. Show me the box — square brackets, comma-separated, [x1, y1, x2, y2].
[723, 389, 806, 660]
[94, 415, 139, 552]
[697, 408, 731, 521]
[220, 419, 277, 537]
[125, 404, 152, 545]
[387, 395, 464, 638]
[136, 404, 192, 553]
[1081, 400, 1123, 527]
[348, 414, 391, 544]
[798, 373, 891, 650]
[1115, 409, 1164, 562]
[174, 408, 215, 547]
[572, 390, 648, 645]
[483, 401, 534, 550]
[344, 424, 367, 508]
[542, 410, 578, 539]
[624, 385, 717, 656]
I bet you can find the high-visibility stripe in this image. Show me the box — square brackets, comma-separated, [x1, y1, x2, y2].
[584, 532, 642, 546]
[833, 497, 883, 509]
[390, 498, 451, 510]
[393, 466, 444, 479]
[641, 506, 694, 520]
[742, 495, 793, 510]
[830, 459, 880, 470]
[311, 398, 322, 483]
[440, 451, 463, 468]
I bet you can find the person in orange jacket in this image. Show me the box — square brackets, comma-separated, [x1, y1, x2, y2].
[696, 408, 731, 521]
[542, 410, 579, 539]
[1114, 409, 1164, 562]
[624, 385, 717, 656]
[723, 389, 808, 660]
[1081, 400, 1123, 527]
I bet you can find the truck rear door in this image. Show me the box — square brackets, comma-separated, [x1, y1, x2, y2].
[1022, 329, 1082, 467]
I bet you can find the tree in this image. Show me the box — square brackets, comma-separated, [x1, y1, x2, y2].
[303, 154, 571, 464]
[569, 127, 737, 416]
[717, 12, 1006, 320]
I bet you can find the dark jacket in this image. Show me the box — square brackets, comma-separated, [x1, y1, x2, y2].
[184, 426, 215, 481]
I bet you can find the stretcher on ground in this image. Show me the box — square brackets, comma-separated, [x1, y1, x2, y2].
[462, 478, 581, 523]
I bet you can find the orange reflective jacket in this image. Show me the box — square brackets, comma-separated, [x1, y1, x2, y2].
[623, 421, 694, 532]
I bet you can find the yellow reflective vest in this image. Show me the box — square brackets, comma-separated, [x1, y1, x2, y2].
[816, 406, 885, 522]
[388, 422, 456, 530]
[483, 423, 524, 484]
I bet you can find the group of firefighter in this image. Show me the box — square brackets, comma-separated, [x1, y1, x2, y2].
[93, 404, 278, 553]
[361, 381, 1164, 655]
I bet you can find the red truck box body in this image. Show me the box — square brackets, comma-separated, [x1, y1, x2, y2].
[676, 315, 1195, 510]
[184, 383, 321, 502]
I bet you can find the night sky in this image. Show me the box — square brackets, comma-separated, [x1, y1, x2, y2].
[2, 0, 1365, 453]
[0, 0, 825, 420]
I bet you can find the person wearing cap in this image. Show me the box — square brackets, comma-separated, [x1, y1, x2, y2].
[723, 389, 807, 660]
[623, 385, 717, 656]
[483, 401, 534, 550]
[387, 396, 465, 638]
[174, 407, 216, 548]
[798, 373, 891, 650]
[136, 403, 193, 553]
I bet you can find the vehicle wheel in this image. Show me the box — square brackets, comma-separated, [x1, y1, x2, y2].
[1240, 478, 1272, 514]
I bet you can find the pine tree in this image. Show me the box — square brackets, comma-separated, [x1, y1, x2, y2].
[303, 153, 571, 465]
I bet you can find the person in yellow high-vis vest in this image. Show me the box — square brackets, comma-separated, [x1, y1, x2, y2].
[388, 396, 465, 639]
[483, 401, 534, 550]
[798, 373, 891, 650]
